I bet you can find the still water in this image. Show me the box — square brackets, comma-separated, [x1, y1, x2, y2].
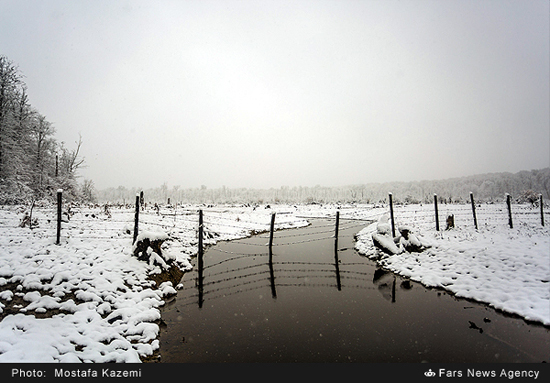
[159, 219, 550, 363]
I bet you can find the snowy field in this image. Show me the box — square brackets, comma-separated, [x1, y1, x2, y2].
[0, 201, 548, 363]
[355, 202, 550, 326]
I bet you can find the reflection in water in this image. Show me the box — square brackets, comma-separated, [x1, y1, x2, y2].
[160, 219, 550, 363]
[190, 220, 386, 309]
[268, 249, 276, 299]
[193, 239, 353, 307]
[190, 252, 390, 310]
[373, 267, 396, 303]
[333, 240, 342, 291]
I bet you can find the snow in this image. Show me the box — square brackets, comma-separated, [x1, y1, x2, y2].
[135, 230, 169, 242]
[0, 202, 548, 363]
[355, 203, 550, 326]
[0, 204, 308, 362]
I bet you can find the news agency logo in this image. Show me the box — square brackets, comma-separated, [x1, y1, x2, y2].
[424, 369, 436, 378]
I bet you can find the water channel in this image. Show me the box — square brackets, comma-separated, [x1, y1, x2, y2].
[158, 219, 550, 363]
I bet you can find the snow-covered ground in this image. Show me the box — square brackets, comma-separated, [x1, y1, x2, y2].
[355, 202, 550, 326]
[0, 201, 548, 362]
[0, 203, 308, 362]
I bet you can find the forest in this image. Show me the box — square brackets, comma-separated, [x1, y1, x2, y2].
[97, 168, 550, 206]
[0, 55, 88, 204]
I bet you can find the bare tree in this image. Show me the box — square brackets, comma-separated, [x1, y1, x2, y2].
[57, 134, 86, 200]
[59, 134, 85, 177]
[82, 179, 96, 203]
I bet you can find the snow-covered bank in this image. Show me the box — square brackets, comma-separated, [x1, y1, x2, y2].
[0, 204, 308, 362]
[355, 203, 550, 326]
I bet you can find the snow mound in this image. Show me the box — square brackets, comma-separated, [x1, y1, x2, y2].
[370, 215, 430, 255]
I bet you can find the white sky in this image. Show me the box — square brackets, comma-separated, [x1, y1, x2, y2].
[1, 0, 549, 190]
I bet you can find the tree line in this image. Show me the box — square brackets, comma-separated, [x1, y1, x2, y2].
[0, 55, 88, 204]
[97, 168, 550, 206]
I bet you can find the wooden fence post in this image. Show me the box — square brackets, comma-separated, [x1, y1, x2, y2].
[470, 192, 478, 230]
[334, 210, 340, 242]
[133, 194, 139, 244]
[197, 209, 204, 308]
[56, 189, 62, 245]
[269, 212, 276, 250]
[29, 200, 35, 230]
[506, 194, 513, 229]
[434, 194, 439, 231]
[389, 192, 396, 237]
[540, 194, 544, 227]
[198, 209, 204, 263]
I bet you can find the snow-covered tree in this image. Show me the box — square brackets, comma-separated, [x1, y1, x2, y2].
[0, 55, 86, 204]
[0, 56, 25, 185]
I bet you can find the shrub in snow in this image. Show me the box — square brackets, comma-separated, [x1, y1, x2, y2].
[518, 189, 541, 206]
[19, 211, 38, 228]
[132, 231, 174, 269]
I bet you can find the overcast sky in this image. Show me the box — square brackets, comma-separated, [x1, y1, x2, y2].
[1, 0, 548, 190]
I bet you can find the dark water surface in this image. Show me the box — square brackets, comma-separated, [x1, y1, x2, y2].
[159, 219, 550, 363]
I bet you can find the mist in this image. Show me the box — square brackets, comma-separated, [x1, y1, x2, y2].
[1, 0, 548, 191]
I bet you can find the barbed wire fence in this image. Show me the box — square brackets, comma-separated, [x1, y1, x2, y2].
[1, 190, 546, 257]
[386, 192, 546, 236]
[2, 190, 547, 311]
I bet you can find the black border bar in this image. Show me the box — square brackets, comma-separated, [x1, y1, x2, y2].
[1, 363, 548, 381]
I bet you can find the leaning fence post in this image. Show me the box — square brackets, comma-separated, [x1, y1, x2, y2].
[133, 194, 139, 244]
[389, 193, 396, 237]
[540, 194, 544, 227]
[434, 194, 439, 231]
[470, 192, 478, 230]
[506, 194, 513, 229]
[269, 212, 276, 250]
[56, 189, 62, 245]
